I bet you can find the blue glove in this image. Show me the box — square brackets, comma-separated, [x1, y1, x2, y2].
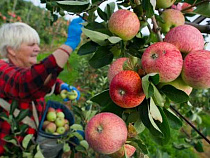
[60, 83, 80, 101]
[65, 17, 84, 50]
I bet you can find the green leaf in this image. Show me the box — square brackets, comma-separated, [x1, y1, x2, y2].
[152, 107, 171, 145]
[108, 36, 122, 44]
[3, 135, 17, 145]
[139, 100, 163, 137]
[193, 2, 210, 17]
[77, 41, 98, 56]
[82, 28, 109, 46]
[91, 90, 124, 116]
[22, 152, 33, 158]
[104, 2, 115, 19]
[163, 108, 182, 130]
[70, 124, 83, 131]
[193, 140, 204, 152]
[80, 140, 89, 150]
[150, 97, 163, 123]
[10, 100, 18, 115]
[160, 85, 189, 103]
[173, 142, 191, 150]
[0, 112, 9, 122]
[129, 137, 148, 154]
[152, 83, 165, 107]
[22, 134, 33, 149]
[142, 0, 154, 18]
[16, 109, 29, 122]
[63, 143, 71, 152]
[57, 0, 90, 13]
[34, 145, 45, 158]
[89, 46, 113, 68]
[97, 7, 107, 21]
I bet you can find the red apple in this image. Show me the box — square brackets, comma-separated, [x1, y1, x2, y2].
[48, 107, 55, 112]
[156, 0, 176, 9]
[182, 50, 210, 89]
[42, 120, 50, 130]
[46, 111, 57, 122]
[159, 9, 185, 33]
[125, 144, 136, 157]
[108, 9, 140, 41]
[85, 112, 128, 154]
[164, 24, 204, 54]
[45, 122, 56, 134]
[181, 2, 194, 12]
[109, 70, 145, 108]
[141, 42, 183, 83]
[55, 108, 62, 113]
[107, 57, 128, 83]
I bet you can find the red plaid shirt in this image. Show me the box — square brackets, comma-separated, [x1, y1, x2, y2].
[0, 54, 64, 155]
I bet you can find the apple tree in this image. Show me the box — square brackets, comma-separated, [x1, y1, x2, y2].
[43, 0, 210, 157]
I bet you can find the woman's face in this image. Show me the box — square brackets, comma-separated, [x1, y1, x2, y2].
[13, 42, 40, 67]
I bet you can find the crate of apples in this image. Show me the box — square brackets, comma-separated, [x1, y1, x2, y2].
[42, 107, 70, 135]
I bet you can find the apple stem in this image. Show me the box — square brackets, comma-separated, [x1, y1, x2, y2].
[119, 90, 125, 96]
[170, 105, 210, 145]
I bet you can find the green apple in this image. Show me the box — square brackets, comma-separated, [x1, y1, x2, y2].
[156, 0, 176, 9]
[67, 90, 78, 100]
[56, 126, 66, 134]
[60, 89, 68, 99]
[55, 117, 65, 127]
[159, 9, 185, 33]
[46, 111, 57, 122]
[56, 111, 65, 119]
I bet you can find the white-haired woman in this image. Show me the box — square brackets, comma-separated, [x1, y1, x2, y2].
[0, 18, 83, 156]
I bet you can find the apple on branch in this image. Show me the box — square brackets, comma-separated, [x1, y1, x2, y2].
[108, 9, 140, 41]
[164, 25, 204, 54]
[182, 50, 210, 89]
[109, 70, 145, 108]
[85, 112, 128, 154]
[156, 0, 176, 9]
[159, 9, 185, 33]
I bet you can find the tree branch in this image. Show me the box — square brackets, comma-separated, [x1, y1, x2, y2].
[192, 15, 206, 24]
[185, 21, 210, 33]
[151, 15, 163, 42]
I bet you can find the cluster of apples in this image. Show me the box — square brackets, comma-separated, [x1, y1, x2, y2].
[42, 107, 70, 135]
[105, 6, 210, 109]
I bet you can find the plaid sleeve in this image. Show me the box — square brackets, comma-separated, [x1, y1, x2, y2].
[0, 55, 63, 101]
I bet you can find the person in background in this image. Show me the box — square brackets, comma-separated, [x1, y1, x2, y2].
[0, 17, 84, 156]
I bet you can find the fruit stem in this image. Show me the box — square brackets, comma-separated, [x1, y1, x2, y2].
[97, 126, 103, 133]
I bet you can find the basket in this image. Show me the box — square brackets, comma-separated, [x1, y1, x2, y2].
[36, 100, 75, 158]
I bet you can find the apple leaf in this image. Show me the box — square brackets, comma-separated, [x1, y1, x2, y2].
[97, 7, 108, 21]
[70, 124, 83, 131]
[138, 100, 163, 137]
[152, 85, 165, 107]
[160, 85, 189, 103]
[104, 2, 115, 19]
[142, 0, 154, 18]
[163, 108, 182, 130]
[193, 2, 210, 18]
[152, 107, 171, 145]
[82, 28, 110, 46]
[142, 73, 159, 99]
[89, 46, 113, 68]
[57, 0, 90, 13]
[90, 90, 124, 116]
[80, 140, 89, 150]
[77, 41, 98, 56]
[149, 97, 163, 123]
[108, 36, 122, 44]
[22, 134, 33, 149]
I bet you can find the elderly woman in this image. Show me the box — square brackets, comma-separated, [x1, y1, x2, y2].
[0, 18, 83, 156]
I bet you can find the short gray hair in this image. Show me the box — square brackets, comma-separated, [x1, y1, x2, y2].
[0, 22, 40, 58]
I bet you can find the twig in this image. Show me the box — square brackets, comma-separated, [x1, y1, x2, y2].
[151, 15, 163, 42]
[181, 0, 210, 12]
[170, 105, 210, 145]
[192, 15, 206, 24]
